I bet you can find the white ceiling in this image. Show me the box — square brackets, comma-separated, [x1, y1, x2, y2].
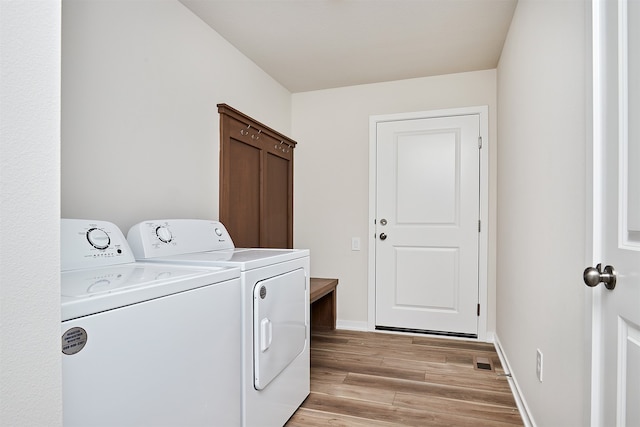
[179, 0, 518, 93]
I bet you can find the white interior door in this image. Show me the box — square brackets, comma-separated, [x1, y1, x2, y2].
[374, 113, 481, 337]
[591, 0, 640, 424]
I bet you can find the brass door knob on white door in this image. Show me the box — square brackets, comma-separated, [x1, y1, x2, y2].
[583, 263, 617, 290]
[379, 233, 387, 240]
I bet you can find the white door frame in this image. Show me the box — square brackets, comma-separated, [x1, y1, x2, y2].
[588, 0, 602, 422]
[368, 106, 490, 341]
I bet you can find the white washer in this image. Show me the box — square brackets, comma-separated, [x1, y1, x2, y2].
[61, 219, 242, 427]
[127, 219, 310, 427]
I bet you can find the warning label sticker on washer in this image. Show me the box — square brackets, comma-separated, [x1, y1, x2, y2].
[62, 327, 87, 355]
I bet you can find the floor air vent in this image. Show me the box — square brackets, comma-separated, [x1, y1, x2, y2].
[473, 356, 494, 371]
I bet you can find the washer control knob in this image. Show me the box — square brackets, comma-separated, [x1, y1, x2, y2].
[156, 226, 173, 243]
[86, 228, 110, 250]
[214, 228, 223, 237]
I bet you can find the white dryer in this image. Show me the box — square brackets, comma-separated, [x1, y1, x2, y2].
[61, 219, 242, 427]
[127, 219, 310, 427]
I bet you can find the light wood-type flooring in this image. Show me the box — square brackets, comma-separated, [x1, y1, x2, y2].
[286, 329, 523, 426]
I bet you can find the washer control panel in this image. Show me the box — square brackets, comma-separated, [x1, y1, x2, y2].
[127, 219, 235, 260]
[61, 219, 135, 271]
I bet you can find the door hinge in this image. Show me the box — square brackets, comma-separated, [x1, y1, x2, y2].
[477, 304, 481, 316]
[478, 220, 481, 232]
[478, 136, 483, 149]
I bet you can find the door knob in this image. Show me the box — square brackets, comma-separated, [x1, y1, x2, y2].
[583, 263, 617, 290]
[379, 233, 387, 240]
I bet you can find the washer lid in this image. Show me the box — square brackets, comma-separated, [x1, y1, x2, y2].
[61, 263, 240, 321]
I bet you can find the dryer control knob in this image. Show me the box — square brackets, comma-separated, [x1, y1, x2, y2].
[86, 228, 110, 250]
[155, 226, 173, 243]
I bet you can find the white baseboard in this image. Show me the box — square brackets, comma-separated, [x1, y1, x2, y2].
[335, 320, 368, 331]
[493, 334, 536, 427]
[485, 331, 496, 343]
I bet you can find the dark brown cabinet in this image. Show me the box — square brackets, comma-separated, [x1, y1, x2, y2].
[218, 104, 297, 249]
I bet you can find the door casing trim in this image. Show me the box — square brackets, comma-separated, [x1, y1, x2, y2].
[367, 106, 490, 341]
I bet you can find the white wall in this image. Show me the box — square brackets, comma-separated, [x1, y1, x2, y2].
[0, 1, 63, 425]
[292, 70, 497, 331]
[61, 0, 292, 233]
[496, 0, 589, 425]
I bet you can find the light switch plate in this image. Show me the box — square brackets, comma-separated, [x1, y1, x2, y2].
[351, 237, 361, 251]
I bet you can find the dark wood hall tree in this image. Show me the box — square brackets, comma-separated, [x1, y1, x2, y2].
[217, 104, 297, 249]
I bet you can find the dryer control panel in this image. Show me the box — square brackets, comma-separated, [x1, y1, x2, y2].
[61, 219, 135, 271]
[127, 219, 235, 260]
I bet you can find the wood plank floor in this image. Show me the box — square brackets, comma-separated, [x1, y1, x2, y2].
[286, 329, 523, 426]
